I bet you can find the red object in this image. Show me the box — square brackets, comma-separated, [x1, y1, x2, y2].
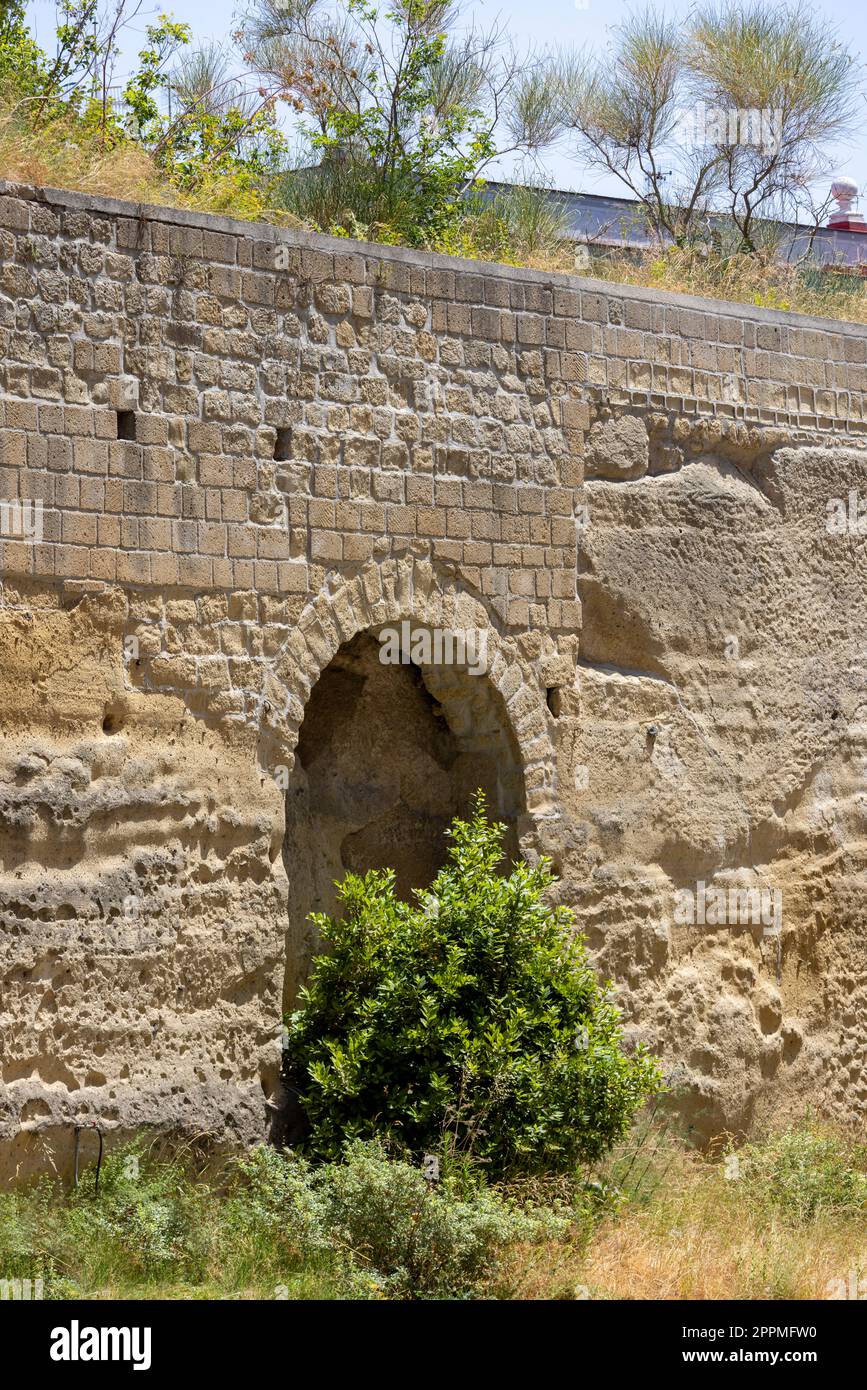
[827, 216, 867, 233]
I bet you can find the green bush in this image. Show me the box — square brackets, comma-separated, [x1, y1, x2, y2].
[318, 1139, 564, 1298]
[284, 797, 662, 1177]
[222, 1143, 332, 1273]
[230, 1138, 565, 1299]
[735, 1124, 867, 1222]
[63, 1143, 212, 1283]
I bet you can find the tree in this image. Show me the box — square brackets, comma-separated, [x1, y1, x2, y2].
[0, 1, 286, 205]
[126, 28, 287, 192]
[240, 0, 563, 244]
[284, 797, 662, 1178]
[0, 0, 49, 98]
[556, 2, 863, 252]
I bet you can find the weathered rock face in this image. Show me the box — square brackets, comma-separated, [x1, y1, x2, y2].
[567, 419, 867, 1139]
[0, 181, 866, 1172]
[0, 584, 286, 1179]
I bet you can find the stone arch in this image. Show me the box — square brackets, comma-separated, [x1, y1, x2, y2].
[256, 554, 558, 830]
[256, 555, 559, 1011]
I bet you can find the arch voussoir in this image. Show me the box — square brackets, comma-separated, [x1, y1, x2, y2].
[256, 558, 558, 841]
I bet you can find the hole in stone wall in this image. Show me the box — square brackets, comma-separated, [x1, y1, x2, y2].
[116, 410, 136, 441]
[281, 631, 523, 1012]
[546, 687, 562, 718]
[274, 428, 292, 462]
[102, 701, 125, 735]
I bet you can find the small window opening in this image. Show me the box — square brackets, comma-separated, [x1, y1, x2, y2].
[546, 687, 563, 719]
[274, 428, 292, 462]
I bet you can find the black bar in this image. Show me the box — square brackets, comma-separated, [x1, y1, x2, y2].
[3, 1297, 857, 1377]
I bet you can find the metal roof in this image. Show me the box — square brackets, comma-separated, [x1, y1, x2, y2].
[480, 181, 867, 266]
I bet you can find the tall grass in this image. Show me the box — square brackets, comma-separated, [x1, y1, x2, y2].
[0, 102, 303, 224]
[568, 1121, 867, 1301]
[0, 1137, 569, 1301]
[587, 243, 867, 325]
[440, 182, 574, 269]
[1, 1120, 863, 1301]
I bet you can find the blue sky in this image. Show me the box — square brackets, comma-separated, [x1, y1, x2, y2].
[24, 0, 867, 200]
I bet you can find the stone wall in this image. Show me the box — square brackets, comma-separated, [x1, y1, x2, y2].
[1, 180, 865, 1172]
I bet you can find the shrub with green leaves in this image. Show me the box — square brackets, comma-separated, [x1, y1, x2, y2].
[284, 797, 662, 1177]
[223, 1142, 332, 1271]
[734, 1125, 867, 1223]
[230, 1138, 564, 1298]
[63, 1143, 212, 1283]
[318, 1139, 565, 1298]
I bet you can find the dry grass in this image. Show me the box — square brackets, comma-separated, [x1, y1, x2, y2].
[495, 1129, 867, 1300]
[0, 106, 305, 226]
[1, 120, 164, 202]
[586, 243, 867, 326]
[0, 108, 191, 207]
[580, 1161, 865, 1299]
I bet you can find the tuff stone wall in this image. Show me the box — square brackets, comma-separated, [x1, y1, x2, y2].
[0, 180, 865, 1174]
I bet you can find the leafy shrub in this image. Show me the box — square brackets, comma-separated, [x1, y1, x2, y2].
[284, 797, 662, 1177]
[231, 1138, 565, 1298]
[318, 1139, 565, 1299]
[222, 1138, 567, 1299]
[64, 1143, 212, 1282]
[735, 1125, 867, 1222]
[222, 1143, 332, 1274]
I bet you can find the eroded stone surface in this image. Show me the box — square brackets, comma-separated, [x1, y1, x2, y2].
[568, 442, 867, 1139]
[584, 413, 649, 480]
[0, 588, 286, 1177]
